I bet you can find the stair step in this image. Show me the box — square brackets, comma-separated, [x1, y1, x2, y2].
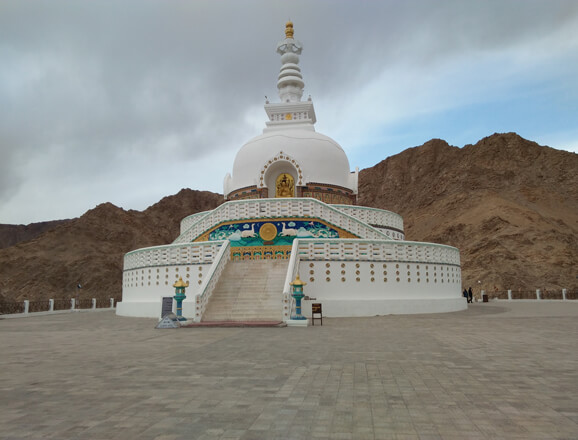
[202, 259, 289, 322]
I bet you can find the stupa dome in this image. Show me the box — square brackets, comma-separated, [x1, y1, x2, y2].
[224, 129, 355, 197]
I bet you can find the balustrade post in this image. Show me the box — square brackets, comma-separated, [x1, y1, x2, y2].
[92, 298, 96, 309]
[507, 290, 512, 301]
[562, 289, 567, 301]
[49, 299, 54, 312]
[24, 300, 29, 314]
[110, 298, 115, 308]
[536, 289, 541, 300]
[71, 298, 75, 310]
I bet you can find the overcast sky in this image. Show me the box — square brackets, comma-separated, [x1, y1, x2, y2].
[1, 0, 577, 224]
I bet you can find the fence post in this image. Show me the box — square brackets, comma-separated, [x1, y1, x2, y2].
[562, 289, 567, 301]
[24, 300, 29, 314]
[49, 299, 54, 312]
[110, 298, 114, 308]
[71, 298, 75, 310]
[91, 298, 96, 309]
[536, 289, 541, 300]
[507, 289, 512, 300]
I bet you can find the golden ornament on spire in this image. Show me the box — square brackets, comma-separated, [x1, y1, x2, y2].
[285, 21, 294, 39]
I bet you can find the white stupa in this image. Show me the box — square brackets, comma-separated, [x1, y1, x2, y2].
[224, 21, 357, 204]
[116, 22, 465, 322]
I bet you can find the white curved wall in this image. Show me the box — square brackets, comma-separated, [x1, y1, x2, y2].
[228, 130, 355, 195]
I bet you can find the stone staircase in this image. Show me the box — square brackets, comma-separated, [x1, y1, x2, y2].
[202, 259, 289, 322]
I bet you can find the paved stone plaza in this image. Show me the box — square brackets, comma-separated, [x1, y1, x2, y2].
[1, 302, 577, 440]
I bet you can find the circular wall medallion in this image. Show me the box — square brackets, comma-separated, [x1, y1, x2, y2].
[259, 223, 278, 241]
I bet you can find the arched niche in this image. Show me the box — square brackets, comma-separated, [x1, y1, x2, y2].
[258, 151, 303, 198]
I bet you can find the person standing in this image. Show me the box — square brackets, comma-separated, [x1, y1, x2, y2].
[468, 287, 473, 303]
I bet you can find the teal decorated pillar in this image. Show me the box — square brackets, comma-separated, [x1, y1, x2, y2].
[173, 277, 189, 321]
[290, 274, 307, 320]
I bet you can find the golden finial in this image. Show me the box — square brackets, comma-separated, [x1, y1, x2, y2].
[285, 20, 294, 39]
[173, 277, 189, 288]
[290, 273, 307, 286]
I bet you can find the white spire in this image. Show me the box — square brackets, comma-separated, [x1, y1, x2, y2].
[263, 21, 316, 132]
[276, 21, 304, 103]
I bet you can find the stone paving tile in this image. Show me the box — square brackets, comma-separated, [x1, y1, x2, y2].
[0, 302, 577, 439]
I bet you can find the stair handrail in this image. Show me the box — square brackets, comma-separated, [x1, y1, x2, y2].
[193, 240, 230, 322]
[180, 210, 214, 235]
[282, 239, 301, 322]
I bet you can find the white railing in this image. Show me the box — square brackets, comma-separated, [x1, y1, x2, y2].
[296, 239, 461, 266]
[282, 240, 301, 321]
[172, 198, 389, 244]
[180, 210, 213, 235]
[193, 241, 231, 322]
[333, 205, 404, 232]
[124, 241, 225, 271]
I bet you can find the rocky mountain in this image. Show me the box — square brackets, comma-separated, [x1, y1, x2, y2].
[359, 132, 578, 292]
[0, 189, 223, 302]
[0, 220, 71, 250]
[0, 132, 576, 304]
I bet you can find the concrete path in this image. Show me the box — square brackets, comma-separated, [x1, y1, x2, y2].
[1, 302, 577, 440]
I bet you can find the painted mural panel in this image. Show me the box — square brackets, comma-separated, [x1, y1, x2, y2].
[208, 220, 340, 247]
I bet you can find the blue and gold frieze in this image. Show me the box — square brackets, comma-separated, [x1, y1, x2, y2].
[194, 217, 358, 246]
[231, 245, 292, 261]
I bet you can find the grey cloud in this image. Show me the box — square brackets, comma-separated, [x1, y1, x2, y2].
[1, 0, 577, 223]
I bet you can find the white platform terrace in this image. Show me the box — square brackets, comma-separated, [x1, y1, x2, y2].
[117, 198, 464, 320]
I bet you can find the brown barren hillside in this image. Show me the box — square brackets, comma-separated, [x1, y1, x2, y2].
[0, 189, 222, 302]
[0, 220, 71, 250]
[359, 132, 578, 292]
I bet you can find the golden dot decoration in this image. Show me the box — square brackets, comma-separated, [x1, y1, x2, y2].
[384, 277, 388, 282]
[356, 277, 360, 282]
[309, 263, 314, 267]
[326, 270, 330, 275]
[309, 270, 314, 275]
[326, 277, 331, 282]
[310, 277, 315, 282]
[341, 277, 346, 282]
[326, 263, 331, 268]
